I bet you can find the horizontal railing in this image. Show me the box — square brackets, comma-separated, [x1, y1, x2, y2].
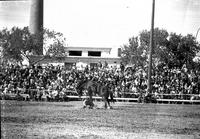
[66, 95, 200, 104]
[1, 88, 200, 104]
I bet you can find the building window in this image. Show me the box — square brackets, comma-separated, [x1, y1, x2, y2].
[88, 51, 101, 57]
[69, 51, 82, 56]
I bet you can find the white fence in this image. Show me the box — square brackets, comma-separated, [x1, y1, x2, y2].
[1, 88, 200, 104]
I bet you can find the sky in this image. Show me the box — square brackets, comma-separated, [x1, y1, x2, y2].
[0, 0, 200, 48]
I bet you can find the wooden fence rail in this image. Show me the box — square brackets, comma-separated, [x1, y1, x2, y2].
[66, 95, 200, 104]
[1, 88, 200, 104]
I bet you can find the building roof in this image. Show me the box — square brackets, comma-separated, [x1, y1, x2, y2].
[65, 46, 112, 52]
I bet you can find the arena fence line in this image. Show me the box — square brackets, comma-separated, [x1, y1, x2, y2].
[0, 88, 200, 104]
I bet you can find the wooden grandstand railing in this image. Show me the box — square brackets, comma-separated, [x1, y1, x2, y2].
[66, 95, 200, 104]
[1, 88, 200, 104]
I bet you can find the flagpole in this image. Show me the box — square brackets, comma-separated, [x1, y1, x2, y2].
[147, 0, 155, 95]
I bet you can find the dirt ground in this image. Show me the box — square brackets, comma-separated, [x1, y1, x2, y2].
[1, 100, 200, 139]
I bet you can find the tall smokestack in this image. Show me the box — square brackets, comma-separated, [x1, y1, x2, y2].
[29, 0, 43, 34]
[29, 0, 43, 55]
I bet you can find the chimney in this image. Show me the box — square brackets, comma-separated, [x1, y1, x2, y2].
[29, 0, 43, 55]
[29, 0, 43, 34]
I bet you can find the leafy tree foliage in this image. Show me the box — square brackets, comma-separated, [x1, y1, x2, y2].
[121, 28, 200, 70]
[165, 33, 200, 69]
[139, 28, 169, 67]
[0, 27, 32, 62]
[121, 37, 147, 68]
[0, 27, 66, 64]
[44, 29, 66, 57]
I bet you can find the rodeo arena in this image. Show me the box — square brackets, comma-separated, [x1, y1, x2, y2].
[1, 60, 200, 139]
[1, 0, 200, 138]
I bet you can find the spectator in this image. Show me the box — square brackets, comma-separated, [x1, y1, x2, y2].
[0, 61, 199, 101]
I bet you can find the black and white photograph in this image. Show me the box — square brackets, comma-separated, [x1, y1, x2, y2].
[0, 0, 200, 138]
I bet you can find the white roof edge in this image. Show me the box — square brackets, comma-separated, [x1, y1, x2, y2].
[65, 47, 112, 50]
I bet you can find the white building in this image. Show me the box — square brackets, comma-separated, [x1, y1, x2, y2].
[64, 46, 121, 69]
[29, 46, 122, 69]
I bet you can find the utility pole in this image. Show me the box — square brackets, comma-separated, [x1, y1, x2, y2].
[196, 28, 200, 40]
[147, 0, 155, 95]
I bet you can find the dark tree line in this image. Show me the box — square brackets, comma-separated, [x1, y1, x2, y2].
[121, 28, 200, 70]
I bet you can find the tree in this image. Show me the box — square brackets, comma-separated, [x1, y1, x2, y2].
[121, 36, 147, 68]
[167, 33, 200, 69]
[121, 28, 200, 70]
[0, 27, 39, 62]
[139, 28, 169, 68]
[44, 29, 66, 57]
[121, 28, 169, 68]
[0, 27, 66, 65]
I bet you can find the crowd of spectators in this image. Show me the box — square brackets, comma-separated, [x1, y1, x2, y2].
[0, 61, 200, 101]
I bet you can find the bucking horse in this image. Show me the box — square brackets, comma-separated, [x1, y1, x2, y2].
[76, 79, 115, 109]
